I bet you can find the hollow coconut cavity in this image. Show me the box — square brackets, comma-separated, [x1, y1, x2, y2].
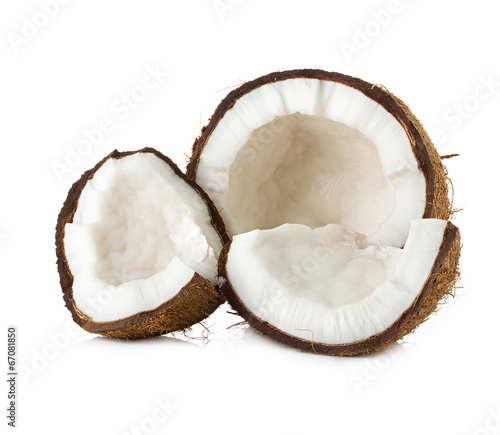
[189, 69, 460, 355]
[56, 148, 229, 339]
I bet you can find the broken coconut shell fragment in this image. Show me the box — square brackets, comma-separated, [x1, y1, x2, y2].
[189, 69, 461, 355]
[56, 148, 229, 338]
[219, 220, 460, 356]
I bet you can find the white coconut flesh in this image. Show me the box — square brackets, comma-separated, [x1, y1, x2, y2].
[64, 153, 222, 322]
[195, 78, 426, 247]
[226, 219, 447, 345]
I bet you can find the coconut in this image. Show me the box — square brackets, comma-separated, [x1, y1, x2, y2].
[188, 69, 461, 355]
[56, 148, 229, 339]
[219, 220, 460, 355]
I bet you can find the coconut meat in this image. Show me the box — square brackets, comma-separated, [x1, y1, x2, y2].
[195, 78, 426, 247]
[225, 219, 447, 345]
[64, 153, 222, 322]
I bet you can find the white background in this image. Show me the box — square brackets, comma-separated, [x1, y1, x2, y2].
[1, 1, 499, 434]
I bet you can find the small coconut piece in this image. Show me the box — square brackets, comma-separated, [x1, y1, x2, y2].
[219, 220, 460, 355]
[188, 69, 461, 354]
[56, 148, 229, 339]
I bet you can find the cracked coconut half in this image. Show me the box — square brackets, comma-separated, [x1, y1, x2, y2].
[56, 148, 228, 338]
[188, 69, 461, 355]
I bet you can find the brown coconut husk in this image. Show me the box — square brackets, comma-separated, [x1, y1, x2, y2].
[55, 148, 228, 339]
